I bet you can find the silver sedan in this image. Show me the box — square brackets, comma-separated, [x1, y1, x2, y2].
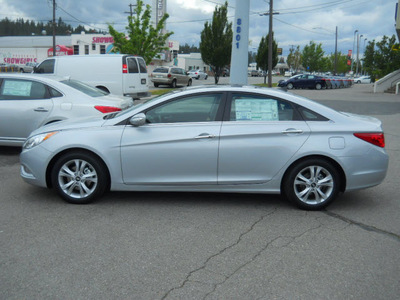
[20, 86, 388, 210]
[0, 74, 133, 146]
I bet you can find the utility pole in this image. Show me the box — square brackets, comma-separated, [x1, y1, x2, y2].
[267, 0, 273, 87]
[52, 0, 56, 56]
[125, 4, 136, 18]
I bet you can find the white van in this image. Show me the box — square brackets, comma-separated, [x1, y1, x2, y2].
[34, 54, 150, 98]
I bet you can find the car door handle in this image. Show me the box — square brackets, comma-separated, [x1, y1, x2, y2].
[34, 107, 49, 112]
[282, 129, 303, 134]
[195, 133, 215, 139]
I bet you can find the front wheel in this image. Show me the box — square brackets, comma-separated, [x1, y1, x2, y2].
[287, 82, 294, 89]
[170, 80, 177, 88]
[51, 151, 109, 204]
[282, 158, 340, 210]
[187, 79, 192, 86]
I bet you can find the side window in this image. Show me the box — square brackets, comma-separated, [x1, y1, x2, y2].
[298, 106, 329, 121]
[35, 59, 55, 73]
[229, 94, 294, 121]
[137, 58, 147, 73]
[49, 87, 63, 98]
[127, 58, 139, 73]
[145, 94, 222, 123]
[0, 79, 48, 100]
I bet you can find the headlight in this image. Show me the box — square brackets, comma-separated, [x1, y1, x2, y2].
[23, 132, 58, 149]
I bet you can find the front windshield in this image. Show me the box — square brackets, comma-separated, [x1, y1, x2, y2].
[60, 79, 109, 97]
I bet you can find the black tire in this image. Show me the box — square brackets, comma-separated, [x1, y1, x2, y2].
[170, 79, 177, 88]
[187, 79, 192, 86]
[287, 83, 294, 90]
[282, 158, 340, 210]
[51, 151, 109, 204]
[154, 83, 159, 88]
[205, 75, 208, 80]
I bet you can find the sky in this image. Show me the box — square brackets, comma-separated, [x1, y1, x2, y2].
[0, 0, 397, 56]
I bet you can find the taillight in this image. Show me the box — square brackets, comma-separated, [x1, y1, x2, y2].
[354, 133, 385, 148]
[167, 73, 172, 78]
[122, 64, 128, 73]
[95, 106, 122, 113]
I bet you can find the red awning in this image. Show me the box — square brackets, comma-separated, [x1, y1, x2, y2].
[47, 45, 73, 57]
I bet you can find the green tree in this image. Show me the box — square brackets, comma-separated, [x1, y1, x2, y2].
[287, 45, 302, 73]
[302, 41, 325, 72]
[363, 35, 400, 81]
[199, 1, 232, 84]
[256, 32, 278, 83]
[108, 0, 173, 64]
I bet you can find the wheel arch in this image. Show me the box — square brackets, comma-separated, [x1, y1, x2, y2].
[96, 85, 110, 94]
[46, 148, 111, 190]
[281, 155, 346, 193]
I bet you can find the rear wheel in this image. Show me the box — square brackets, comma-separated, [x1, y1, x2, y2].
[315, 83, 322, 90]
[187, 79, 192, 86]
[282, 158, 340, 210]
[154, 83, 159, 88]
[51, 151, 109, 204]
[170, 79, 177, 88]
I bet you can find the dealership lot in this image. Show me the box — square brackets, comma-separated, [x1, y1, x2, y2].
[1, 84, 399, 299]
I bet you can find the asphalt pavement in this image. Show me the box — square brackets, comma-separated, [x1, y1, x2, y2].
[1, 83, 399, 299]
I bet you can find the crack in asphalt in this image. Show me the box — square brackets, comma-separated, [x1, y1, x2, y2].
[323, 210, 400, 242]
[160, 209, 277, 300]
[202, 221, 323, 300]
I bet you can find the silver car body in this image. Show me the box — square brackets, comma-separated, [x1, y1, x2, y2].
[20, 86, 388, 208]
[150, 67, 192, 87]
[0, 74, 133, 146]
[188, 70, 208, 80]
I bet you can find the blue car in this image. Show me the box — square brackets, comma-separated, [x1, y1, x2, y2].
[279, 74, 327, 90]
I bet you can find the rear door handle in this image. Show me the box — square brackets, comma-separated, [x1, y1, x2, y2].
[282, 129, 303, 134]
[195, 133, 215, 139]
[34, 107, 49, 112]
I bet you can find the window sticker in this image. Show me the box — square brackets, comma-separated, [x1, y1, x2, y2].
[234, 98, 279, 121]
[2, 80, 32, 97]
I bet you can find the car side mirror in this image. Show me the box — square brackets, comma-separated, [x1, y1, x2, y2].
[129, 113, 147, 127]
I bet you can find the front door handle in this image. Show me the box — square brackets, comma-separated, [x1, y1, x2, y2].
[282, 129, 303, 134]
[195, 133, 215, 139]
[34, 107, 49, 112]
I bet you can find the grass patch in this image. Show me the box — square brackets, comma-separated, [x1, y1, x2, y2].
[254, 83, 278, 88]
[151, 88, 174, 96]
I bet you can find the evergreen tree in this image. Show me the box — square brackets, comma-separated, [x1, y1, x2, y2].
[256, 32, 278, 83]
[199, 1, 232, 84]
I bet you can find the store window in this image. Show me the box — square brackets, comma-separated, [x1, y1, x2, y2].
[73, 45, 79, 55]
[85, 45, 89, 55]
[100, 45, 106, 54]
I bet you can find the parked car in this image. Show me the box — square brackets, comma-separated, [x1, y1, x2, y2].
[354, 75, 371, 84]
[20, 62, 38, 73]
[188, 69, 208, 80]
[284, 71, 293, 77]
[150, 67, 192, 88]
[0, 74, 133, 146]
[250, 70, 259, 77]
[222, 68, 230, 77]
[278, 74, 327, 90]
[20, 85, 388, 210]
[33, 54, 150, 98]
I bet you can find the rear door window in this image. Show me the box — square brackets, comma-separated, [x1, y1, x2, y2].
[127, 57, 139, 73]
[137, 58, 147, 73]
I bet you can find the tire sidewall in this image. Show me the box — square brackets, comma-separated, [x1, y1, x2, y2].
[283, 158, 340, 210]
[51, 151, 108, 204]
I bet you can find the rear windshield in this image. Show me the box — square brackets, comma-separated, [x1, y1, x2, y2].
[153, 68, 168, 73]
[60, 79, 108, 97]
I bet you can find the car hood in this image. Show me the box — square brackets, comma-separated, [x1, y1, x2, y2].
[28, 115, 107, 137]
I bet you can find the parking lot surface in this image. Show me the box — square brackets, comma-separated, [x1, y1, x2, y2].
[1, 83, 399, 299]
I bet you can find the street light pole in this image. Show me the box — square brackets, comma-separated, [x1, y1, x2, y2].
[356, 34, 363, 75]
[52, 0, 56, 57]
[334, 26, 338, 75]
[351, 30, 358, 74]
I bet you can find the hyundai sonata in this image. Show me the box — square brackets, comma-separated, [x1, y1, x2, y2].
[20, 86, 388, 210]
